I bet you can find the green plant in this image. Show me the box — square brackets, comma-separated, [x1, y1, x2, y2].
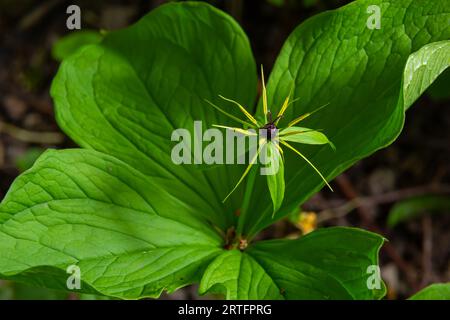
[51, 30, 103, 62]
[206, 68, 334, 214]
[408, 283, 450, 300]
[387, 195, 450, 228]
[0, 0, 449, 299]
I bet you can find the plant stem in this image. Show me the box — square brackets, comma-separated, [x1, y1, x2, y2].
[236, 164, 258, 236]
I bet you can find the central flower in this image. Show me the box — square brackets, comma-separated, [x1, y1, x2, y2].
[205, 66, 335, 214]
[262, 112, 280, 141]
[263, 122, 277, 141]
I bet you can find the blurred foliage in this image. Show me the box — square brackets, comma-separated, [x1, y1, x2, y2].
[0, 280, 111, 300]
[52, 30, 103, 62]
[387, 195, 450, 227]
[266, 0, 285, 6]
[15, 147, 45, 172]
[0, 281, 68, 300]
[409, 283, 450, 300]
[267, 0, 318, 7]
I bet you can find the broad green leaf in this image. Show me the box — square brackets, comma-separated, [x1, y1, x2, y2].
[409, 283, 450, 300]
[265, 142, 285, 215]
[248, 227, 386, 299]
[51, 2, 257, 230]
[280, 126, 334, 148]
[241, 0, 450, 237]
[403, 40, 450, 109]
[200, 227, 386, 300]
[199, 250, 283, 300]
[387, 195, 450, 227]
[0, 149, 222, 299]
[52, 30, 103, 62]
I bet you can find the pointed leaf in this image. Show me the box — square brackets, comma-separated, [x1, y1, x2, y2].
[280, 126, 334, 149]
[409, 283, 450, 300]
[201, 227, 387, 300]
[265, 143, 285, 215]
[52, 30, 103, 62]
[387, 195, 450, 227]
[199, 250, 283, 300]
[248, 227, 386, 299]
[261, 65, 268, 122]
[403, 40, 450, 109]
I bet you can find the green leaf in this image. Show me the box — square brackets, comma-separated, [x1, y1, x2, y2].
[403, 40, 450, 109]
[409, 283, 450, 300]
[52, 30, 103, 62]
[199, 250, 283, 300]
[50, 2, 257, 230]
[0, 149, 222, 299]
[200, 227, 386, 299]
[280, 126, 334, 149]
[241, 0, 450, 237]
[387, 195, 450, 227]
[248, 227, 386, 299]
[265, 142, 285, 215]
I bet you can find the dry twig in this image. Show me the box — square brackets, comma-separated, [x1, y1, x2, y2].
[0, 120, 64, 144]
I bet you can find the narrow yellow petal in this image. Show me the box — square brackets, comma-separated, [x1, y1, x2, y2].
[219, 95, 260, 127]
[287, 114, 308, 128]
[223, 147, 261, 203]
[274, 141, 284, 161]
[280, 140, 333, 191]
[204, 99, 254, 128]
[287, 102, 330, 128]
[276, 83, 294, 122]
[276, 97, 302, 126]
[277, 96, 290, 119]
[213, 124, 257, 136]
[261, 65, 268, 122]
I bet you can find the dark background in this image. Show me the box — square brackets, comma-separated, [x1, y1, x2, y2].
[0, 0, 449, 300]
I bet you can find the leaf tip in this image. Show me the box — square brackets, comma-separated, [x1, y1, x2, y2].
[329, 141, 336, 151]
